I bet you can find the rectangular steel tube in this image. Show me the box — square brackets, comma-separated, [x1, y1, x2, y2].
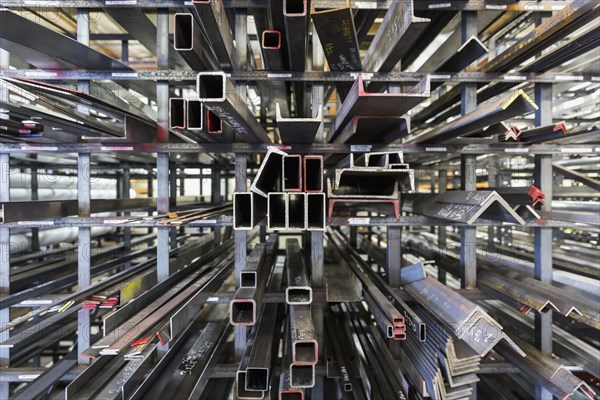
[268, 192, 287, 230]
[287, 193, 307, 230]
[306, 193, 326, 231]
[173, 13, 218, 70]
[234, 192, 267, 230]
[186, 100, 203, 130]
[197, 71, 271, 143]
[283, 155, 303, 192]
[251, 147, 287, 197]
[169, 98, 186, 129]
[285, 239, 312, 305]
[303, 156, 323, 192]
[283, 0, 307, 72]
[261, 30, 285, 71]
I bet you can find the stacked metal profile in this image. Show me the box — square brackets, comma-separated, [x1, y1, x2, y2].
[0, 0, 598, 400]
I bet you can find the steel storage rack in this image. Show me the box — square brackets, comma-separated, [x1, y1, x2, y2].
[0, 1, 598, 400]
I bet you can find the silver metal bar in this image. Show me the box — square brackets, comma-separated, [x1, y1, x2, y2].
[197, 71, 271, 143]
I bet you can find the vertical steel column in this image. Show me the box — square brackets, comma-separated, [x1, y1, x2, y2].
[121, 40, 129, 64]
[156, 8, 170, 282]
[169, 163, 178, 248]
[486, 162, 498, 253]
[147, 168, 154, 238]
[123, 169, 131, 268]
[30, 156, 39, 251]
[234, 154, 247, 359]
[534, 64, 553, 400]
[459, 11, 478, 294]
[75, 9, 92, 365]
[234, 10, 248, 360]
[2, 54, 11, 400]
[438, 166, 447, 283]
[0, 153, 10, 398]
[311, 21, 325, 143]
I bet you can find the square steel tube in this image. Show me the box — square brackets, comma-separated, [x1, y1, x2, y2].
[285, 239, 311, 305]
[289, 364, 315, 388]
[169, 98, 186, 129]
[245, 367, 270, 392]
[251, 147, 287, 197]
[287, 193, 306, 230]
[236, 371, 264, 399]
[229, 298, 256, 326]
[268, 192, 287, 230]
[283, 155, 302, 192]
[306, 193, 326, 231]
[303, 156, 323, 192]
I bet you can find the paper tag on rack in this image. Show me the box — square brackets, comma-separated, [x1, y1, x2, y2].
[425, 147, 447, 152]
[350, 145, 372, 152]
[104, 219, 130, 224]
[348, 217, 370, 225]
[504, 148, 529, 153]
[18, 221, 54, 226]
[197, 219, 217, 224]
[101, 146, 134, 151]
[561, 147, 592, 153]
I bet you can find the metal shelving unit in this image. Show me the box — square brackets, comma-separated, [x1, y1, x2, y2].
[0, 1, 598, 399]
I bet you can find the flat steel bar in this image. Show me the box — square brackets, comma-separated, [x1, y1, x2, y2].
[197, 72, 271, 143]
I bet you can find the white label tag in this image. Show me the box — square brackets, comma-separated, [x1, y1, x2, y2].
[105, 0, 137, 4]
[428, 3, 451, 8]
[18, 221, 54, 226]
[425, 147, 447, 152]
[197, 219, 217, 224]
[267, 73, 292, 78]
[104, 219, 130, 224]
[430, 74, 451, 80]
[21, 146, 58, 151]
[25, 71, 57, 77]
[20, 299, 53, 305]
[100, 146, 134, 151]
[111, 72, 138, 78]
[486, 4, 507, 9]
[348, 217, 370, 225]
[207, 297, 219, 302]
[504, 75, 527, 81]
[355, 1, 377, 8]
[555, 75, 583, 81]
[561, 148, 592, 153]
[18, 375, 40, 380]
[350, 145, 372, 152]
[504, 148, 529, 153]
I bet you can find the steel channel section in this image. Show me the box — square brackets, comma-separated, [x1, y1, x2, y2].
[430, 36, 489, 91]
[192, 0, 235, 70]
[285, 239, 312, 305]
[331, 75, 430, 142]
[362, 0, 429, 73]
[303, 155, 323, 192]
[173, 13, 219, 70]
[276, 103, 323, 144]
[197, 72, 271, 143]
[169, 98, 187, 129]
[283, 155, 303, 192]
[251, 147, 286, 197]
[287, 193, 307, 230]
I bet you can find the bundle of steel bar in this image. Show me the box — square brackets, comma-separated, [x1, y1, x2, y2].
[330, 75, 430, 142]
[237, 262, 284, 397]
[400, 262, 524, 357]
[401, 232, 600, 328]
[328, 229, 409, 341]
[328, 151, 414, 219]
[406, 90, 538, 144]
[401, 303, 482, 399]
[401, 191, 526, 225]
[495, 337, 596, 399]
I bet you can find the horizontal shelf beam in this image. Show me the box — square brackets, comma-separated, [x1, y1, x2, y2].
[0, 0, 570, 11]
[1, 143, 599, 155]
[2, 70, 596, 83]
